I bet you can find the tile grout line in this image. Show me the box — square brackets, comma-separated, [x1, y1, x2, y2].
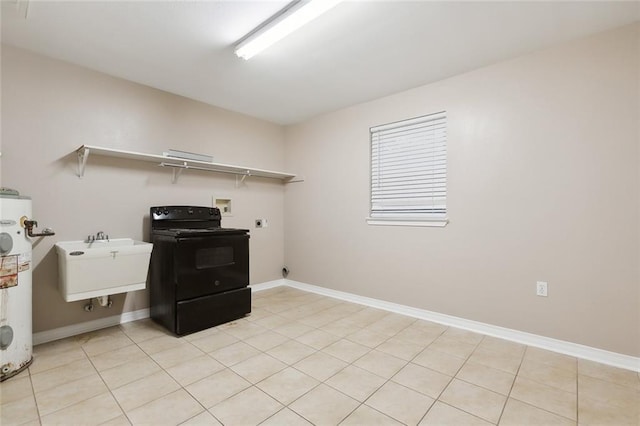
[26, 365, 43, 425]
[82, 335, 134, 425]
[495, 343, 527, 425]
[415, 331, 487, 425]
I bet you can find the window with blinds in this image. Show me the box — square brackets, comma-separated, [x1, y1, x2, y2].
[370, 111, 447, 224]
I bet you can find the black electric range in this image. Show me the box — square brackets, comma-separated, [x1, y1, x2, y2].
[149, 205, 251, 335]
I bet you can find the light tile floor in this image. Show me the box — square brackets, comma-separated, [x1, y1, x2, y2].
[1, 287, 639, 425]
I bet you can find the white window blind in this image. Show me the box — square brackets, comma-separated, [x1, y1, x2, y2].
[370, 111, 447, 221]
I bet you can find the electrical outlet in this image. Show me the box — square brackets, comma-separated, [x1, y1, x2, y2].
[255, 218, 268, 228]
[536, 281, 548, 297]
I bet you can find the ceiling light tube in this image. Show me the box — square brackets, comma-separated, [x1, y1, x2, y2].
[235, 0, 343, 60]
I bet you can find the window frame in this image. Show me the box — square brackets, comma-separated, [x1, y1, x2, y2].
[367, 111, 448, 228]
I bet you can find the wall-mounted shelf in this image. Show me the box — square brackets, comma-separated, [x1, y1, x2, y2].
[75, 145, 301, 184]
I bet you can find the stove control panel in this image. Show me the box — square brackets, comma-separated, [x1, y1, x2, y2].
[151, 206, 221, 222]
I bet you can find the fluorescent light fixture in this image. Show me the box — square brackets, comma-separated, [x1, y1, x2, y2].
[235, 0, 343, 60]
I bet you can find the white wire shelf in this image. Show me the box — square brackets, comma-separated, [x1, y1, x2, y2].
[76, 145, 301, 184]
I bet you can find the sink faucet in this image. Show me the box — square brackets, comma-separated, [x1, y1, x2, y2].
[87, 231, 109, 242]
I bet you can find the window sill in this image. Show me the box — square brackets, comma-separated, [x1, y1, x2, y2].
[366, 218, 449, 227]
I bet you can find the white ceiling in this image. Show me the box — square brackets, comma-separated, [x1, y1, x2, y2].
[2, 1, 639, 125]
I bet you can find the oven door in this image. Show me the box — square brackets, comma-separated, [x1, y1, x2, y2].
[174, 234, 249, 301]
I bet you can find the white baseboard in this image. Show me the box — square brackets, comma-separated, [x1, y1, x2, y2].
[33, 308, 150, 346]
[250, 279, 287, 292]
[32, 278, 640, 372]
[32, 279, 286, 346]
[283, 279, 640, 373]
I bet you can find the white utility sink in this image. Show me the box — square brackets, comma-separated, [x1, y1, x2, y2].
[55, 238, 153, 302]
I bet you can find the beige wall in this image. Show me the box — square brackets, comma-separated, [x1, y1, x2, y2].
[284, 24, 640, 356]
[1, 46, 287, 333]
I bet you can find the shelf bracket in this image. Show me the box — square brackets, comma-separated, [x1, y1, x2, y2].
[77, 147, 90, 178]
[235, 170, 251, 188]
[171, 162, 187, 184]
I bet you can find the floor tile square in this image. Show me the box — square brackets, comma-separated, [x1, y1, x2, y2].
[467, 346, 523, 375]
[440, 327, 484, 345]
[293, 351, 348, 381]
[419, 401, 491, 425]
[0, 394, 39, 425]
[428, 335, 478, 359]
[456, 361, 515, 395]
[30, 357, 97, 394]
[30, 345, 87, 375]
[190, 332, 239, 353]
[376, 336, 426, 361]
[89, 344, 147, 371]
[127, 389, 203, 425]
[296, 329, 341, 350]
[341, 404, 403, 425]
[510, 376, 576, 420]
[366, 381, 435, 425]
[326, 365, 386, 402]
[272, 322, 314, 339]
[477, 336, 526, 357]
[209, 341, 261, 366]
[78, 329, 135, 357]
[40, 392, 122, 425]
[111, 370, 180, 412]
[393, 326, 440, 346]
[365, 314, 415, 336]
[35, 373, 108, 416]
[260, 408, 313, 425]
[578, 394, 639, 425]
[253, 314, 292, 329]
[185, 368, 251, 409]
[523, 347, 577, 373]
[222, 321, 267, 340]
[256, 367, 319, 404]
[346, 328, 390, 348]
[166, 354, 225, 386]
[150, 342, 204, 369]
[320, 318, 363, 337]
[578, 359, 640, 389]
[230, 353, 286, 383]
[345, 307, 389, 326]
[99, 357, 162, 390]
[354, 350, 407, 379]
[209, 386, 282, 425]
[500, 398, 575, 425]
[578, 374, 639, 409]
[100, 414, 134, 425]
[136, 334, 188, 355]
[244, 330, 290, 351]
[181, 410, 222, 425]
[267, 340, 316, 365]
[439, 378, 507, 423]
[0, 376, 34, 405]
[289, 384, 359, 425]
[518, 357, 576, 393]
[322, 339, 370, 363]
[119, 319, 172, 343]
[413, 347, 465, 376]
[391, 362, 451, 399]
